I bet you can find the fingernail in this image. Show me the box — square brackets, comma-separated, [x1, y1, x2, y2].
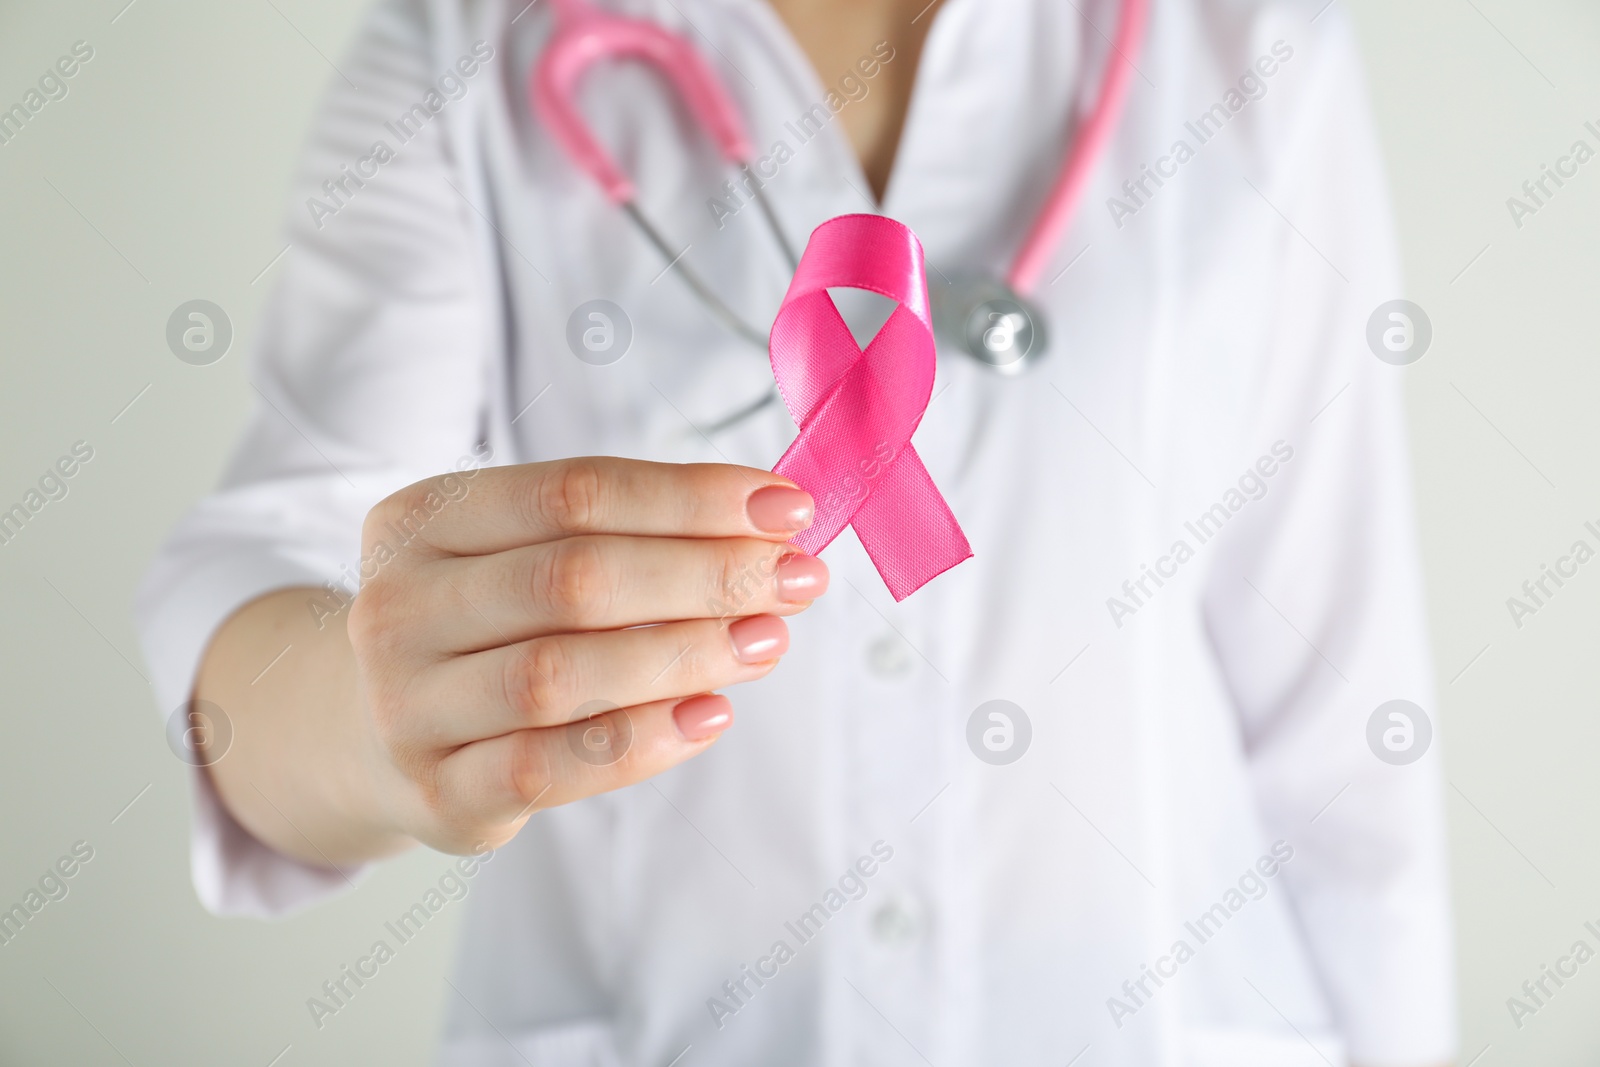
[729, 614, 789, 663]
[776, 554, 829, 602]
[673, 694, 733, 741]
[746, 485, 814, 535]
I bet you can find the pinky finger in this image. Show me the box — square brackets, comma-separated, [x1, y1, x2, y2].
[434, 693, 734, 837]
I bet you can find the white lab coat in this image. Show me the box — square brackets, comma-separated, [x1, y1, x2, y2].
[135, 0, 1456, 1063]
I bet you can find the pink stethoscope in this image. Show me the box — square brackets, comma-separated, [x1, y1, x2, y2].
[531, 0, 1148, 408]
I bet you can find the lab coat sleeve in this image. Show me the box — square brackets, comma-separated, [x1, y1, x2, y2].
[134, 0, 496, 917]
[1197, 14, 1455, 1065]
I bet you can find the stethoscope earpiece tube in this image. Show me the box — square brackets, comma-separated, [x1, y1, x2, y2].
[619, 202, 770, 349]
[1007, 0, 1149, 295]
[932, 0, 1148, 374]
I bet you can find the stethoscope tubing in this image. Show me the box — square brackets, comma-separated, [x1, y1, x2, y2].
[531, 0, 1150, 431]
[1008, 0, 1148, 293]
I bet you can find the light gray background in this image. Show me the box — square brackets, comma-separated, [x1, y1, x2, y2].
[2, 1, 1597, 1063]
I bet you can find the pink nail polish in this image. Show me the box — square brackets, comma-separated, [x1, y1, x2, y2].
[729, 615, 789, 663]
[674, 694, 733, 741]
[746, 486, 814, 535]
[776, 554, 829, 602]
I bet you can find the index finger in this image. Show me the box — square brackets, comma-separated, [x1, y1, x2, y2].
[368, 457, 814, 558]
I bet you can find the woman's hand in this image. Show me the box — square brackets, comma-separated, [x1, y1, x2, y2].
[196, 459, 825, 867]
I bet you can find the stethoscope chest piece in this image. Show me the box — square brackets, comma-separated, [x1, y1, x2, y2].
[930, 273, 1048, 375]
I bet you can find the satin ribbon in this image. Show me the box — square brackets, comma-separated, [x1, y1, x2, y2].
[769, 214, 972, 601]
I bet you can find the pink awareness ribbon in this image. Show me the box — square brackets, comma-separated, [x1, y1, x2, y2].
[769, 214, 973, 601]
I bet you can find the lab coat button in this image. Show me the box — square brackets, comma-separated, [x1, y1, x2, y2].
[870, 894, 922, 944]
[866, 634, 914, 679]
